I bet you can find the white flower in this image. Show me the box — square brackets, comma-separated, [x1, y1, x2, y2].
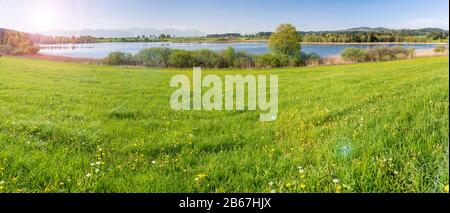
[0, 181, 4, 185]
[86, 173, 92, 177]
[332, 179, 340, 184]
[194, 177, 200, 181]
[95, 168, 100, 173]
[151, 160, 157, 164]
[96, 161, 101, 165]
[299, 169, 305, 174]
[90, 163, 95, 166]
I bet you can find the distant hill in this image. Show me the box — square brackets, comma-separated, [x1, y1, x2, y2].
[301, 27, 449, 34]
[38, 28, 206, 38]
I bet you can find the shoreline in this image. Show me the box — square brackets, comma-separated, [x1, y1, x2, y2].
[13, 48, 447, 67]
[36, 40, 449, 45]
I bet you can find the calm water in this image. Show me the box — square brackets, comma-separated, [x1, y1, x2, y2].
[38, 42, 443, 59]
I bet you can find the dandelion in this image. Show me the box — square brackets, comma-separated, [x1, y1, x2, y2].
[300, 183, 307, 189]
[332, 179, 340, 184]
[86, 173, 92, 178]
[336, 185, 342, 193]
[445, 185, 449, 193]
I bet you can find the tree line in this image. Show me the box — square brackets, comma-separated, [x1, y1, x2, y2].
[0, 29, 39, 55]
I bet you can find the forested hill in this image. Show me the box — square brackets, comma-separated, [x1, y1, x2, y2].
[247, 27, 449, 43]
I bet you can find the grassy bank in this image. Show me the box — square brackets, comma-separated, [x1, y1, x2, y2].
[0, 56, 448, 193]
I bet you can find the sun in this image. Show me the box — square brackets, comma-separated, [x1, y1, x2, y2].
[32, 7, 60, 31]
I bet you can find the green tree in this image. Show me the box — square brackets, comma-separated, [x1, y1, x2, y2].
[269, 24, 302, 57]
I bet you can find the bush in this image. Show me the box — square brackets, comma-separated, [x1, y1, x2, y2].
[233, 51, 254, 68]
[341, 48, 367, 62]
[220, 47, 237, 68]
[168, 50, 193, 68]
[192, 49, 224, 68]
[103, 52, 134, 65]
[255, 53, 283, 68]
[135, 48, 172, 67]
[342, 46, 414, 63]
[434, 45, 448, 53]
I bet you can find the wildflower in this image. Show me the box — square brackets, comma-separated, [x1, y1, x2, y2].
[332, 179, 340, 184]
[86, 173, 92, 177]
[96, 161, 101, 165]
[445, 185, 449, 193]
[151, 160, 157, 165]
[299, 169, 305, 174]
[0, 181, 4, 185]
[285, 183, 293, 188]
[336, 185, 342, 193]
[194, 177, 200, 181]
[95, 169, 100, 173]
[196, 173, 208, 179]
[90, 163, 95, 166]
[300, 183, 307, 189]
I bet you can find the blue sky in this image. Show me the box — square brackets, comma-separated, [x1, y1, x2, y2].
[0, 0, 448, 33]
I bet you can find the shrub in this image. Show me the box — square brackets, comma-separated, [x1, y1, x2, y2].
[341, 48, 367, 62]
[255, 53, 283, 68]
[233, 51, 254, 68]
[103, 52, 134, 65]
[192, 49, 224, 68]
[168, 50, 193, 68]
[135, 48, 172, 67]
[342, 46, 413, 63]
[221, 47, 237, 68]
[434, 45, 448, 53]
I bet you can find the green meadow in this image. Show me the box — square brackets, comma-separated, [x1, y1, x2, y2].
[0, 56, 448, 193]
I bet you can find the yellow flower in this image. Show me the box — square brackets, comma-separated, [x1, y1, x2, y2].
[335, 185, 342, 193]
[300, 184, 307, 189]
[445, 185, 449, 193]
[196, 173, 208, 179]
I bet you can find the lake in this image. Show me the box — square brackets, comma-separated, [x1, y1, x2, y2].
[38, 42, 444, 59]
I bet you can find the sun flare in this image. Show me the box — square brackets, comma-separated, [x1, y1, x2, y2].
[32, 7, 59, 31]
